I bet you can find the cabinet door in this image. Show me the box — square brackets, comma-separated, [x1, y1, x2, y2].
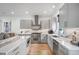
[19, 40, 27, 55]
[47, 36, 53, 50]
[58, 44, 68, 55]
[41, 34, 47, 43]
[19, 37, 31, 55]
[8, 46, 20, 55]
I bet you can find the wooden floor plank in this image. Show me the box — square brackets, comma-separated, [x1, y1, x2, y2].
[28, 44, 53, 55]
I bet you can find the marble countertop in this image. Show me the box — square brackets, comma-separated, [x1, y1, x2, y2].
[0, 36, 31, 54]
[20, 29, 49, 34]
[51, 36, 79, 50]
[0, 36, 19, 45]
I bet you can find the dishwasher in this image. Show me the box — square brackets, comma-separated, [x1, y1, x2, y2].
[53, 39, 59, 54]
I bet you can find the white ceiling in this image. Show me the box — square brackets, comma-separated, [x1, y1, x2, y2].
[0, 3, 63, 17]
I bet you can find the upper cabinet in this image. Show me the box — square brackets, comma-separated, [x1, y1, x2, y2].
[59, 3, 79, 28]
[20, 20, 31, 29]
[41, 19, 50, 29]
[20, 17, 51, 30]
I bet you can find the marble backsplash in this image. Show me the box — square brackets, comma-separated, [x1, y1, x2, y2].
[64, 28, 79, 40]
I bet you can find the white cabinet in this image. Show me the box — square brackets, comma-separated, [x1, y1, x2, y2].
[0, 36, 31, 55]
[58, 44, 68, 55]
[19, 40, 27, 55]
[41, 34, 48, 43]
[7, 40, 26, 55]
[52, 37, 79, 55]
[58, 44, 79, 55]
[19, 36, 31, 55]
[47, 35, 53, 51]
[8, 46, 20, 55]
[53, 38, 68, 55]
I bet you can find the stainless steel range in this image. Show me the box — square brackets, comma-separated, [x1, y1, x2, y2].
[31, 33, 41, 43]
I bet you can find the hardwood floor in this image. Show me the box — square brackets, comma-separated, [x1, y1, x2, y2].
[28, 44, 53, 55]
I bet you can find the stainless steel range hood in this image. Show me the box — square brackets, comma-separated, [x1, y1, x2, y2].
[35, 15, 39, 25]
[31, 15, 41, 30]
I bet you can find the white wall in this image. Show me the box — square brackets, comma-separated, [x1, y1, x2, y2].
[68, 3, 79, 28]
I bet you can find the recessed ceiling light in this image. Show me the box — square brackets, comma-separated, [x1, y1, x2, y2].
[43, 11, 47, 14]
[25, 11, 29, 14]
[11, 11, 14, 15]
[52, 5, 56, 8]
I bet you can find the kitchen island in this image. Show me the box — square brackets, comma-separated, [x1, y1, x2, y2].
[0, 36, 31, 55]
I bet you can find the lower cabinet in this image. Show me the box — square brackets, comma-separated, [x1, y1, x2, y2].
[7, 38, 31, 55]
[19, 37, 31, 55]
[8, 41, 26, 55]
[8, 46, 20, 55]
[53, 38, 68, 55]
[58, 44, 68, 55]
[19, 41, 27, 55]
[41, 34, 48, 43]
[47, 35, 53, 51]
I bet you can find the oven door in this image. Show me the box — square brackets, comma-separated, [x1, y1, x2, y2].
[31, 33, 41, 43]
